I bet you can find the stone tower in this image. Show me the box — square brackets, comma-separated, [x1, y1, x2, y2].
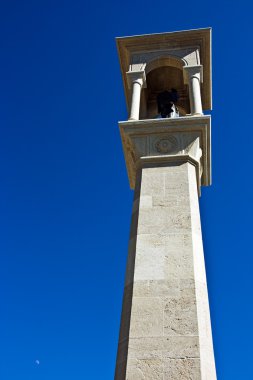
[115, 28, 216, 380]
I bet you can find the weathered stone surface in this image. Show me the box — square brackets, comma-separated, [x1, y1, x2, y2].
[164, 295, 198, 336]
[164, 359, 201, 380]
[114, 162, 216, 380]
[130, 297, 163, 337]
[128, 336, 200, 359]
[127, 358, 163, 380]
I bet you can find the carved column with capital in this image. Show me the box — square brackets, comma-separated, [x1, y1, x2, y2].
[126, 71, 146, 120]
[184, 65, 203, 115]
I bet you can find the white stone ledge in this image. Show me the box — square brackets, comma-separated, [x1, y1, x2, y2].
[119, 115, 211, 192]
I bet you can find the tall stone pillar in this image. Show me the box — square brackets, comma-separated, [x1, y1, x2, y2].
[115, 29, 216, 380]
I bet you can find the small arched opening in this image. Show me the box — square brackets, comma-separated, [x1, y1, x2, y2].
[139, 57, 190, 119]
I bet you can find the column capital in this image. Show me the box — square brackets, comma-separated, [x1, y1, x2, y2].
[126, 70, 147, 89]
[183, 65, 203, 84]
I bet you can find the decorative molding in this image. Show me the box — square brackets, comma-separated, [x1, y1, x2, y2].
[154, 136, 178, 154]
[130, 48, 199, 73]
[119, 116, 211, 196]
[126, 70, 147, 89]
[183, 65, 203, 84]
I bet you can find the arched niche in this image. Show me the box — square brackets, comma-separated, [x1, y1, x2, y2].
[139, 57, 190, 119]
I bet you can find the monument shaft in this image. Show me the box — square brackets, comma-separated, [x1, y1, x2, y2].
[115, 28, 216, 379]
[115, 162, 216, 379]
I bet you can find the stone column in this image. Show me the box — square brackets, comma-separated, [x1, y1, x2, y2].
[115, 118, 216, 380]
[184, 65, 203, 115]
[115, 159, 216, 380]
[126, 71, 146, 120]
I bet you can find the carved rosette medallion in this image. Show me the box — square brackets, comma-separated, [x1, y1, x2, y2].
[154, 136, 178, 154]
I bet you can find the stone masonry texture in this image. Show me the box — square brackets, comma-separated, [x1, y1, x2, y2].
[115, 162, 216, 380]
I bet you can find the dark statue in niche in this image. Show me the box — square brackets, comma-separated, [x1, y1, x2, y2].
[157, 88, 179, 118]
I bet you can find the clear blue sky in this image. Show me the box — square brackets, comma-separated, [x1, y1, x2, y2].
[0, 0, 252, 379]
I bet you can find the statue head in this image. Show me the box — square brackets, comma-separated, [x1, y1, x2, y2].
[157, 89, 179, 118]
